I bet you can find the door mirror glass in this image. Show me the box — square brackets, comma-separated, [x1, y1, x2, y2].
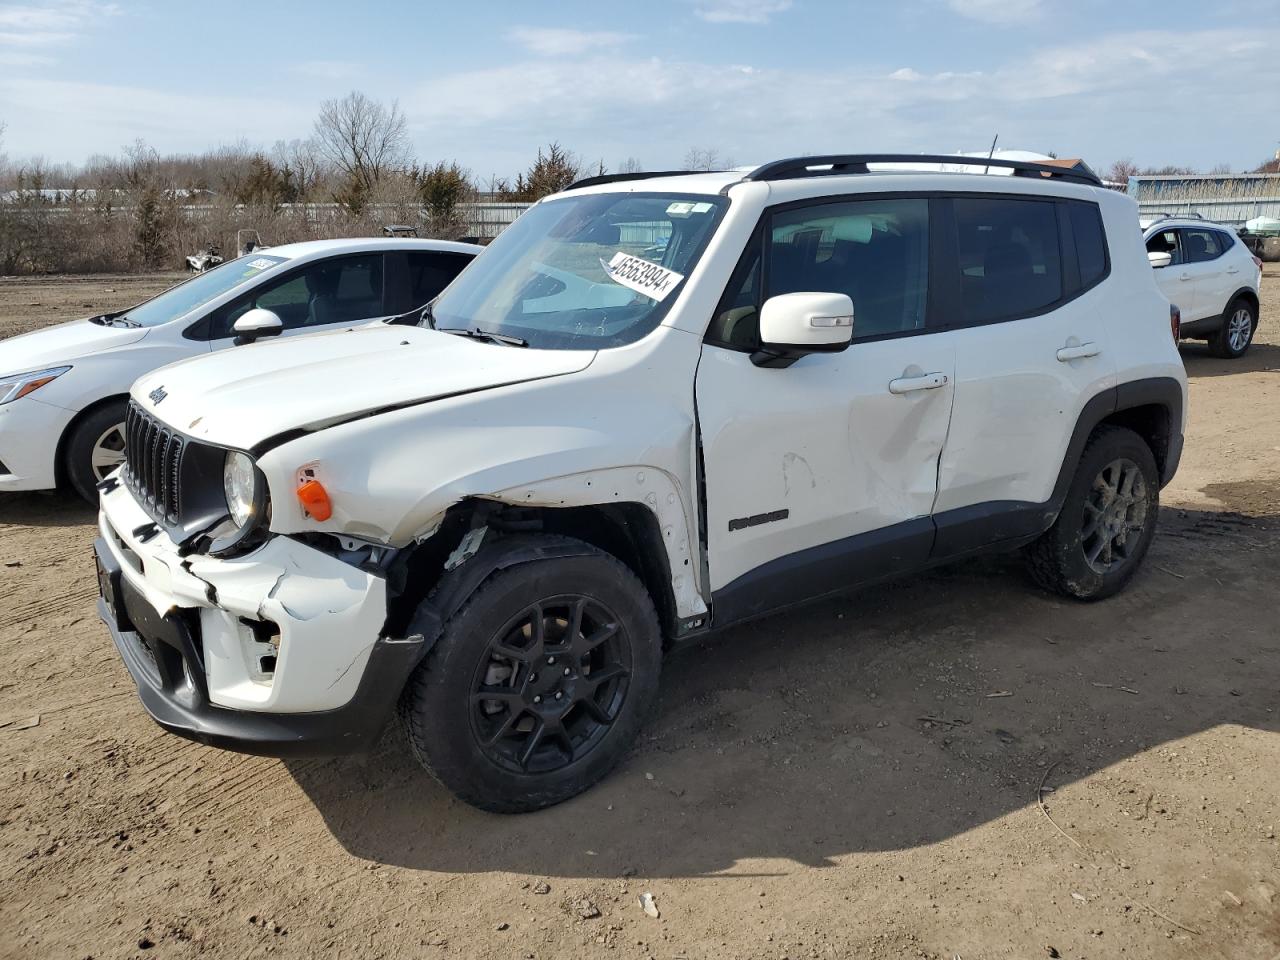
[1148, 250, 1173, 269]
[753, 292, 854, 367]
[232, 308, 283, 345]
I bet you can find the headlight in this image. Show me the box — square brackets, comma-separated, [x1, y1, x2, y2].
[223, 451, 260, 528]
[0, 366, 71, 405]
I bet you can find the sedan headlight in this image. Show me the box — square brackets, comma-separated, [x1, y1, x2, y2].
[0, 366, 71, 405]
[223, 451, 260, 528]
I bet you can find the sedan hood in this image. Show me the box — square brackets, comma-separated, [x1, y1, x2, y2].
[132, 324, 595, 449]
[1, 318, 148, 373]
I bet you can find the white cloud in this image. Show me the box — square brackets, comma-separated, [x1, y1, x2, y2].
[507, 26, 632, 57]
[0, 1, 116, 48]
[946, 0, 1042, 24]
[690, 0, 793, 24]
[399, 26, 1280, 176]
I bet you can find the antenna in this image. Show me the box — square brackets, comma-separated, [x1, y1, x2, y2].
[984, 134, 999, 175]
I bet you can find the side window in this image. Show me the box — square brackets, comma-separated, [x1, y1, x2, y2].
[1146, 230, 1181, 265]
[1181, 228, 1222, 263]
[1216, 230, 1236, 254]
[408, 252, 473, 306]
[1067, 201, 1108, 289]
[954, 197, 1062, 324]
[208, 255, 384, 338]
[708, 197, 929, 348]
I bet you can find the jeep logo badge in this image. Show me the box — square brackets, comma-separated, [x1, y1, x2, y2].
[149, 386, 168, 405]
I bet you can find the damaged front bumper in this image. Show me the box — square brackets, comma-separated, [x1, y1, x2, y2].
[95, 477, 423, 756]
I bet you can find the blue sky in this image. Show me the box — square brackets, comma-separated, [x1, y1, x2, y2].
[0, 0, 1276, 179]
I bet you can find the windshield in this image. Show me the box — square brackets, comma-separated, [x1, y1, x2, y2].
[120, 254, 288, 328]
[431, 192, 728, 349]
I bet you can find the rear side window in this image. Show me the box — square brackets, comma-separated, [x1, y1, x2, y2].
[1067, 201, 1108, 289]
[1216, 230, 1236, 253]
[408, 251, 473, 306]
[954, 197, 1062, 324]
[1181, 228, 1223, 263]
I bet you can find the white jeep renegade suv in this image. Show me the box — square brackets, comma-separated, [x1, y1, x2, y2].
[95, 155, 1187, 812]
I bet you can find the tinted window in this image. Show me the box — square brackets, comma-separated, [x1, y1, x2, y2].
[1181, 228, 1222, 263]
[1146, 229, 1181, 265]
[1068, 201, 1108, 288]
[1216, 230, 1236, 253]
[408, 251, 473, 306]
[207, 255, 384, 339]
[708, 197, 929, 347]
[954, 197, 1062, 324]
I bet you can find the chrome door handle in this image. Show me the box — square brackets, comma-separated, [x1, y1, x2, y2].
[1057, 342, 1101, 362]
[888, 372, 948, 394]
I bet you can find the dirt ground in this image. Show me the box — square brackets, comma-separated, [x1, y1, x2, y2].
[1, 270, 1279, 960]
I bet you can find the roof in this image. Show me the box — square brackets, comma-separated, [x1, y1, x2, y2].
[252, 237, 483, 260]
[558, 153, 1102, 199]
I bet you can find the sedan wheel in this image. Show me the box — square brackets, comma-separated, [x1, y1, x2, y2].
[90, 423, 127, 481]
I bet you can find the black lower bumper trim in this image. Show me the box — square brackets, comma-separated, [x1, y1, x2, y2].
[95, 537, 423, 758]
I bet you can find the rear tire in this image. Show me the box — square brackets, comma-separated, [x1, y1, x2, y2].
[1209, 297, 1255, 358]
[1024, 426, 1159, 601]
[64, 400, 128, 503]
[399, 536, 662, 813]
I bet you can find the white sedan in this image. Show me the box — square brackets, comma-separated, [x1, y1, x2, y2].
[0, 237, 479, 500]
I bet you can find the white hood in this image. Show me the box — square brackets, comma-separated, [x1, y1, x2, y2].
[132, 324, 595, 449]
[1, 318, 148, 373]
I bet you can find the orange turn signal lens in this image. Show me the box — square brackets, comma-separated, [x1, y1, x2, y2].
[296, 479, 333, 521]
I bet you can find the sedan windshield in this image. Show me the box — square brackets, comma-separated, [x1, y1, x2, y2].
[431, 192, 728, 349]
[119, 254, 288, 328]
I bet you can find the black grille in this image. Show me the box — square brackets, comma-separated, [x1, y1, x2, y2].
[124, 401, 185, 524]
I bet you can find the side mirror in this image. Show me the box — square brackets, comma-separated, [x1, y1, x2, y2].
[752, 292, 854, 368]
[232, 308, 283, 346]
[1148, 250, 1173, 269]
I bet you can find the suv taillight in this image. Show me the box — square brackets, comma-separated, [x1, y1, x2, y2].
[1253, 254, 1264, 270]
[1170, 303, 1181, 343]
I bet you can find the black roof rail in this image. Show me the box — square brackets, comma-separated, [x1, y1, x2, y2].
[743, 154, 1102, 187]
[565, 170, 719, 191]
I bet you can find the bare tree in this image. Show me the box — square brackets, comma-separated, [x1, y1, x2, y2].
[617, 157, 644, 174]
[272, 138, 328, 200]
[313, 91, 410, 197]
[1106, 158, 1139, 185]
[683, 146, 732, 171]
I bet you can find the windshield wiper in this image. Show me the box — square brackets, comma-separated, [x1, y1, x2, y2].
[440, 327, 528, 348]
[102, 315, 141, 328]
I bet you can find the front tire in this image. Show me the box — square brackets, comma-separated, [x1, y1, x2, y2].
[1024, 426, 1160, 601]
[400, 536, 662, 813]
[64, 400, 128, 503]
[1209, 297, 1255, 358]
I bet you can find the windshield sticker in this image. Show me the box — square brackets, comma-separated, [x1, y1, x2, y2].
[246, 257, 278, 271]
[666, 201, 715, 218]
[599, 252, 685, 302]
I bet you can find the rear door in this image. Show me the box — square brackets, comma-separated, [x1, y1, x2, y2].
[695, 195, 956, 622]
[932, 195, 1117, 555]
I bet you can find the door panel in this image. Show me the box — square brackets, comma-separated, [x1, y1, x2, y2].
[698, 195, 956, 609]
[1179, 227, 1229, 320]
[935, 197, 1116, 517]
[1146, 228, 1196, 319]
[697, 340, 955, 596]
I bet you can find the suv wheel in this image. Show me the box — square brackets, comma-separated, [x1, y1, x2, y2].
[65, 400, 128, 503]
[1024, 425, 1159, 601]
[400, 536, 662, 813]
[1210, 298, 1255, 358]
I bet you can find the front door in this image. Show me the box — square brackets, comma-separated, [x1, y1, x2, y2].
[1146, 227, 1197, 320]
[695, 196, 956, 625]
